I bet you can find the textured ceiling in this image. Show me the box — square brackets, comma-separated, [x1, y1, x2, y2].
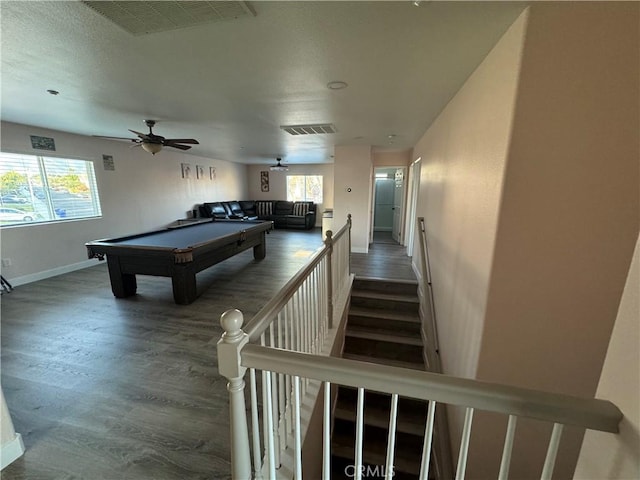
[0, 1, 527, 165]
[82, 1, 256, 36]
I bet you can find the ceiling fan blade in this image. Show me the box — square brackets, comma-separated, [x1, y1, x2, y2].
[128, 129, 150, 140]
[164, 138, 199, 145]
[165, 143, 192, 151]
[93, 135, 140, 143]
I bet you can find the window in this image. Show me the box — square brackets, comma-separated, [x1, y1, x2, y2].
[0, 152, 102, 227]
[286, 175, 323, 203]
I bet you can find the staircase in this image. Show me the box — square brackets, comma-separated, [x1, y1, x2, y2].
[332, 277, 432, 479]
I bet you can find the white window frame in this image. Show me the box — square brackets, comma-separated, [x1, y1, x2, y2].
[0, 151, 102, 227]
[286, 175, 323, 203]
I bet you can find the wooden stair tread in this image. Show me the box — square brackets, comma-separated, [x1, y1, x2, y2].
[355, 276, 418, 286]
[334, 405, 425, 436]
[348, 306, 421, 324]
[338, 385, 428, 408]
[346, 326, 423, 346]
[332, 433, 422, 475]
[351, 290, 419, 303]
[342, 352, 425, 370]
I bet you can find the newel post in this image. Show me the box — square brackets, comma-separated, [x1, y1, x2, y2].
[217, 309, 251, 479]
[324, 230, 334, 329]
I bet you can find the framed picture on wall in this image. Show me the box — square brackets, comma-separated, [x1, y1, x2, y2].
[30, 135, 56, 151]
[210, 167, 216, 180]
[196, 165, 204, 179]
[102, 154, 115, 171]
[261, 171, 269, 192]
[181, 163, 191, 179]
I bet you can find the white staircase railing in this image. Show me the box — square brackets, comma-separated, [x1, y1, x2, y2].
[218, 216, 353, 479]
[221, 340, 622, 479]
[218, 215, 622, 479]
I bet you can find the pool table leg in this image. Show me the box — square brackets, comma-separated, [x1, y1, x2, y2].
[172, 265, 197, 305]
[106, 256, 137, 298]
[253, 234, 266, 260]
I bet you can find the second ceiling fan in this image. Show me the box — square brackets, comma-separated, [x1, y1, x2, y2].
[270, 157, 289, 171]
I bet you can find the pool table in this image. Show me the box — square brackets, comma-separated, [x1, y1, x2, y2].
[86, 219, 273, 304]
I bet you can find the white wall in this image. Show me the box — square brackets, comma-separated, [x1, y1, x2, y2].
[245, 163, 334, 227]
[474, 3, 639, 477]
[412, 3, 639, 478]
[574, 234, 640, 479]
[411, 10, 527, 472]
[413, 6, 526, 383]
[0, 121, 248, 283]
[372, 150, 411, 168]
[333, 145, 373, 253]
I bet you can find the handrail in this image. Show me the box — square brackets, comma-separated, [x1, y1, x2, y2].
[241, 344, 623, 434]
[417, 216, 453, 480]
[418, 216, 441, 358]
[244, 219, 351, 341]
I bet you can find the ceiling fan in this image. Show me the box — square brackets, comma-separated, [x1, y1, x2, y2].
[270, 157, 289, 171]
[95, 120, 199, 155]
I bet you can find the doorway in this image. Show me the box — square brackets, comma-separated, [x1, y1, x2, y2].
[372, 167, 406, 244]
[405, 157, 421, 256]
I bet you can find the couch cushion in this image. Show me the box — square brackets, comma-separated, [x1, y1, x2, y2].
[292, 202, 310, 216]
[274, 201, 294, 215]
[256, 201, 273, 217]
[202, 202, 229, 219]
[227, 201, 244, 216]
[221, 202, 234, 217]
[239, 201, 256, 215]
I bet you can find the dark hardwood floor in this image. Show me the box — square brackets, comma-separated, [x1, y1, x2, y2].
[1, 227, 415, 480]
[352, 233, 416, 281]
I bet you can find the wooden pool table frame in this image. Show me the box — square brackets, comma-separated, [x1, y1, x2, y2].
[86, 219, 273, 304]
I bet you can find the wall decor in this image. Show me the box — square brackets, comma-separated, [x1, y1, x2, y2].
[196, 165, 205, 179]
[181, 163, 192, 179]
[210, 167, 216, 180]
[261, 171, 269, 192]
[30, 135, 56, 151]
[102, 154, 115, 171]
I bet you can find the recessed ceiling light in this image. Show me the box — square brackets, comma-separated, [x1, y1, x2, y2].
[46, 89, 59, 95]
[327, 81, 348, 90]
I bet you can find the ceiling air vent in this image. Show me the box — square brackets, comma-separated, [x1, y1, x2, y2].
[82, 1, 256, 36]
[280, 124, 337, 136]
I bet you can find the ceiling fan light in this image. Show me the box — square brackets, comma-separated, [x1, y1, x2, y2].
[141, 142, 162, 155]
[270, 157, 289, 171]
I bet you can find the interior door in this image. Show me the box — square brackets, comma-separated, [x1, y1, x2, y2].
[392, 168, 405, 243]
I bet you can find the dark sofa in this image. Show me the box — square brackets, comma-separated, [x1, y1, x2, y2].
[198, 200, 316, 230]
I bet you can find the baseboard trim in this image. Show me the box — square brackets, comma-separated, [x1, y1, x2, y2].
[412, 260, 422, 284]
[1, 433, 24, 470]
[6, 259, 99, 287]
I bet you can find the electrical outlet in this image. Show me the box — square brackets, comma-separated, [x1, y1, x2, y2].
[2, 258, 12, 267]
